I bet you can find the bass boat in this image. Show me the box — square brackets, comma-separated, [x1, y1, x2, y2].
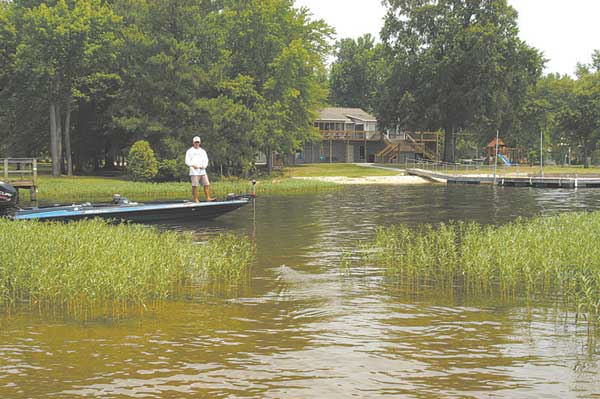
[0, 181, 254, 223]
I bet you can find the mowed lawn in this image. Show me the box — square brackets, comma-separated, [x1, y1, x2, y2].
[283, 163, 401, 177]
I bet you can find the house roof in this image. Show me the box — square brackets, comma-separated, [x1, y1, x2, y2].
[317, 107, 377, 123]
[487, 138, 506, 148]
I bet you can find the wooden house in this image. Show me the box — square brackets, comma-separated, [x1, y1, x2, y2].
[287, 107, 440, 165]
[295, 107, 383, 163]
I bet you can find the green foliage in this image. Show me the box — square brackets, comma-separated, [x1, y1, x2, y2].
[112, 0, 331, 175]
[6, 0, 123, 175]
[23, 174, 338, 203]
[156, 158, 188, 182]
[0, 219, 254, 318]
[1, 0, 332, 176]
[362, 212, 600, 326]
[329, 34, 381, 111]
[379, 0, 544, 161]
[0, 2, 15, 92]
[556, 71, 600, 167]
[127, 140, 158, 181]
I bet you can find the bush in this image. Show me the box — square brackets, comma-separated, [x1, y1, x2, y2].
[127, 140, 158, 182]
[156, 158, 188, 182]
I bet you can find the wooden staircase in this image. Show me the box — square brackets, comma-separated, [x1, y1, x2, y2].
[375, 132, 440, 163]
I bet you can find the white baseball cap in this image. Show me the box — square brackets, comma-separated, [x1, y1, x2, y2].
[192, 136, 201, 143]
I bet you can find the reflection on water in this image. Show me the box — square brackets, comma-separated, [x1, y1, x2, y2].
[2, 185, 600, 398]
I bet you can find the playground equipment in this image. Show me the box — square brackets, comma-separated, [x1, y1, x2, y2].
[497, 153, 511, 166]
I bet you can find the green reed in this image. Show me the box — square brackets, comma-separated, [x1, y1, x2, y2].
[0, 219, 254, 318]
[362, 212, 600, 325]
[21, 175, 338, 203]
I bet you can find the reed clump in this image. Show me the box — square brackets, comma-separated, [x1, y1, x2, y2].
[0, 219, 254, 318]
[364, 212, 600, 324]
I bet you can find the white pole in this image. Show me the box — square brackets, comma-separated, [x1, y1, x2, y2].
[493, 129, 499, 183]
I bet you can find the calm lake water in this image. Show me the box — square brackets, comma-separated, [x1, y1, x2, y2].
[2, 184, 600, 398]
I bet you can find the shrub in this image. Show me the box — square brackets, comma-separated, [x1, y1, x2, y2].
[156, 158, 188, 182]
[128, 140, 158, 182]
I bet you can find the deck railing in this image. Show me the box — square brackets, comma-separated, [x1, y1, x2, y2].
[320, 130, 382, 141]
[1, 158, 38, 200]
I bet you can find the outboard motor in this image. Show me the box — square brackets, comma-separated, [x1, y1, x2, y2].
[0, 181, 18, 215]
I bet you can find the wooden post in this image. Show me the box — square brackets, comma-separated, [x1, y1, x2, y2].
[3, 159, 8, 180]
[32, 158, 38, 188]
[329, 138, 332, 163]
[346, 139, 350, 163]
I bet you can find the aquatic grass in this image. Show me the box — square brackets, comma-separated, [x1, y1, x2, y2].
[22, 175, 339, 203]
[361, 212, 600, 325]
[195, 234, 255, 282]
[0, 219, 254, 318]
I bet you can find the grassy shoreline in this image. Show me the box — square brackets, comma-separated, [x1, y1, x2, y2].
[17, 164, 402, 202]
[27, 175, 338, 202]
[0, 219, 254, 319]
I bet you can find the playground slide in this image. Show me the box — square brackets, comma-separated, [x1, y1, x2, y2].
[497, 153, 511, 166]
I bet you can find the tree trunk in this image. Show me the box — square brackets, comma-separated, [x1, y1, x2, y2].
[583, 141, 590, 168]
[55, 102, 63, 174]
[63, 99, 73, 176]
[266, 146, 273, 175]
[442, 127, 455, 163]
[49, 102, 61, 177]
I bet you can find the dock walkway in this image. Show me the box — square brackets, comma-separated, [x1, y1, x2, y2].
[407, 168, 600, 188]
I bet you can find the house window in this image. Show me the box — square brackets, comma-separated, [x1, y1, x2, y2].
[359, 145, 365, 160]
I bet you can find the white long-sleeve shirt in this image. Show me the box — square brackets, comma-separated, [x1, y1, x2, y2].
[185, 146, 209, 176]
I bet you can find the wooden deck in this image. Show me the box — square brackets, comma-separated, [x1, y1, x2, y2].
[1, 158, 38, 200]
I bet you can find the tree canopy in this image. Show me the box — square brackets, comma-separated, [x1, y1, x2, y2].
[379, 0, 545, 162]
[0, 0, 332, 176]
[329, 34, 381, 112]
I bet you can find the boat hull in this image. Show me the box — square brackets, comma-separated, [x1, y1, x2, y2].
[13, 197, 251, 223]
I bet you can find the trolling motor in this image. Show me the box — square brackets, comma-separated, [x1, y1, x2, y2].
[0, 181, 19, 216]
[225, 180, 257, 201]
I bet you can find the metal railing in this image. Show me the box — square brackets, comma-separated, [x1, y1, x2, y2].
[405, 158, 517, 177]
[403, 158, 596, 179]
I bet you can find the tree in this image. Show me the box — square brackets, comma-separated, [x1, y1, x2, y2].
[127, 140, 158, 181]
[329, 34, 381, 111]
[12, 0, 121, 176]
[556, 71, 600, 168]
[379, 0, 544, 162]
[516, 74, 574, 163]
[217, 0, 331, 173]
[114, 0, 331, 174]
[0, 2, 15, 95]
[1, 0, 331, 176]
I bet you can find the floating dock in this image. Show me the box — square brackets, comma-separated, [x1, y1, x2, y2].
[407, 169, 600, 188]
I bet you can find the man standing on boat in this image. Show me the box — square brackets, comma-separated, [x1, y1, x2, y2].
[185, 136, 216, 202]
